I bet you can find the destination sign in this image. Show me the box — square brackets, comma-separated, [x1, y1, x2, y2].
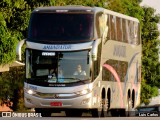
[42, 52, 55, 56]
[43, 45, 72, 50]
[26, 41, 93, 51]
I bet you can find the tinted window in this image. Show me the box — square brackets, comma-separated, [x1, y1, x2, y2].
[28, 12, 94, 43]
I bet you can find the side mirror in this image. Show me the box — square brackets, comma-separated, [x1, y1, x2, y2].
[16, 39, 26, 61]
[91, 39, 100, 61]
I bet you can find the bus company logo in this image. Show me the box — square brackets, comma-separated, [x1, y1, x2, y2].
[49, 84, 65, 87]
[53, 94, 59, 98]
[42, 52, 55, 56]
[43, 45, 72, 50]
[1, 112, 11, 117]
[113, 45, 126, 58]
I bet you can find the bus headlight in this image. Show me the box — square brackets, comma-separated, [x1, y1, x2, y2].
[27, 89, 34, 95]
[24, 88, 37, 95]
[75, 89, 91, 96]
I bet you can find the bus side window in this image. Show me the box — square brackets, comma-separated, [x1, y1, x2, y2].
[122, 19, 127, 43]
[107, 14, 111, 40]
[116, 17, 122, 41]
[96, 12, 103, 38]
[110, 15, 116, 41]
[96, 12, 108, 38]
[102, 67, 110, 81]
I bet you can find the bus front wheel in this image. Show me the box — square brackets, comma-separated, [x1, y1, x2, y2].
[65, 109, 82, 117]
[91, 98, 108, 117]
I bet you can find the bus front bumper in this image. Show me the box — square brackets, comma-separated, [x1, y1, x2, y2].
[24, 92, 97, 109]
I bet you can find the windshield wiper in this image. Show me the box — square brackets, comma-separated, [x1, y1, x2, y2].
[75, 78, 87, 84]
[62, 77, 86, 84]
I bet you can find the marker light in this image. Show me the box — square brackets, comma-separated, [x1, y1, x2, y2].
[56, 10, 68, 12]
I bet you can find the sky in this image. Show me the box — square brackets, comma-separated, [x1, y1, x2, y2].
[140, 0, 160, 14]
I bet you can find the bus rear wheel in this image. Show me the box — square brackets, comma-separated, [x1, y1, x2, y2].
[125, 98, 132, 116]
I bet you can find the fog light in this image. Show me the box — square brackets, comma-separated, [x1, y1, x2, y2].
[26, 98, 32, 103]
[81, 98, 90, 105]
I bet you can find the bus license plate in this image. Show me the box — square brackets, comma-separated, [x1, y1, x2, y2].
[50, 102, 62, 106]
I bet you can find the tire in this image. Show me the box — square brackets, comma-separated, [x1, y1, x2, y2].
[91, 98, 108, 117]
[125, 98, 132, 116]
[65, 109, 82, 117]
[105, 98, 111, 116]
[110, 109, 120, 117]
[91, 108, 99, 117]
[103, 98, 109, 117]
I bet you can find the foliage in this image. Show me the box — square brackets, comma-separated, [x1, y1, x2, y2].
[141, 7, 160, 40]
[0, 0, 29, 111]
[106, 0, 144, 22]
[0, 67, 25, 111]
[140, 6, 160, 105]
[106, 0, 127, 14]
[141, 78, 159, 105]
[0, 12, 18, 64]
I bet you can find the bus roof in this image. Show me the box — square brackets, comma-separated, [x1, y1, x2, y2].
[104, 8, 139, 22]
[33, 6, 95, 13]
[32, 6, 139, 23]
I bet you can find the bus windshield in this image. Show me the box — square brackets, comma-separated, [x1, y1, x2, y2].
[26, 49, 91, 84]
[28, 12, 94, 42]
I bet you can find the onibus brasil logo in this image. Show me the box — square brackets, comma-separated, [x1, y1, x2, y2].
[1, 112, 42, 117]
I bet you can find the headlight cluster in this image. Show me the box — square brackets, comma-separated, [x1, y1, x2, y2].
[24, 88, 37, 95]
[75, 89, 91, 96]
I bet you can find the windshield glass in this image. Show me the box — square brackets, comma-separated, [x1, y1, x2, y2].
[28, 12, 94, 42]
[26, 49, 91, 84]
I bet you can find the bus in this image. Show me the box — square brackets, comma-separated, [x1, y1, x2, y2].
[16, 6, 141, 117]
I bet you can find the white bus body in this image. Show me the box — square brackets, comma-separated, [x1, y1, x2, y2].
[16, 6, 141, 117]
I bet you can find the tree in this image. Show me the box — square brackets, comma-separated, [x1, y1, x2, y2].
[0, 12, 18, 65]
[0, 0, 31, 37]
[106, 0, 127, 13]
[140, 6, 160, 105]
[0, 67, 25, 111]
[0, 0, 28, 111]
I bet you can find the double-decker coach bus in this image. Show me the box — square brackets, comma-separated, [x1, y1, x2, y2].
[16, 6, 141, 117]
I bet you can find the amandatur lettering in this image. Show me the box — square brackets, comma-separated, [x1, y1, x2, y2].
[43, 45, 72, 50]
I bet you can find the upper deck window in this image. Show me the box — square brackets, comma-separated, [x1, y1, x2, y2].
[28, 12, 94, 43]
